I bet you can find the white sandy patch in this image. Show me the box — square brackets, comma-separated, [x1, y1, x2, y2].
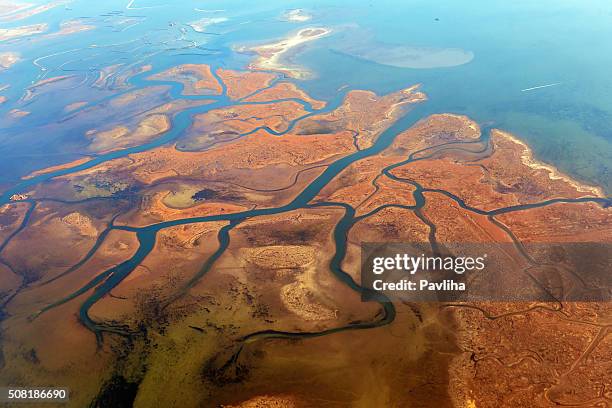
[188, 16, 228, 33]
[0, 51, 19, 69]
[239, 27, 331, 79]
[282, 8, 312, 22]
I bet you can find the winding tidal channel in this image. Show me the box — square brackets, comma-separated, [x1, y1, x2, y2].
[0, 64, 609, 350]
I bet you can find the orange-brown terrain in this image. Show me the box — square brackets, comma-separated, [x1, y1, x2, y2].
[0, 63, 609, 408]
[148, 64, 223, 96]
[216, 68, 276, 100]
[243, 82, 327, 110]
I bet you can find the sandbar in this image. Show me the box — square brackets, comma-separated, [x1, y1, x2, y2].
[240, 27, 331, 79]
[282, 9, 312, 22]
[0, 23, 47, 41]
[0, 51, 19, 69]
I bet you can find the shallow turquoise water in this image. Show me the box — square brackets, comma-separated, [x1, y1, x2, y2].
[0, 0, 610, 192]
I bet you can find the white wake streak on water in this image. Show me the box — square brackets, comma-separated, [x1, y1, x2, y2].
[521, 82, 562, 92]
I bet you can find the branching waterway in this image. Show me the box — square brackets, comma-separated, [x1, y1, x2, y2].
[1, 64, 610, 352]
